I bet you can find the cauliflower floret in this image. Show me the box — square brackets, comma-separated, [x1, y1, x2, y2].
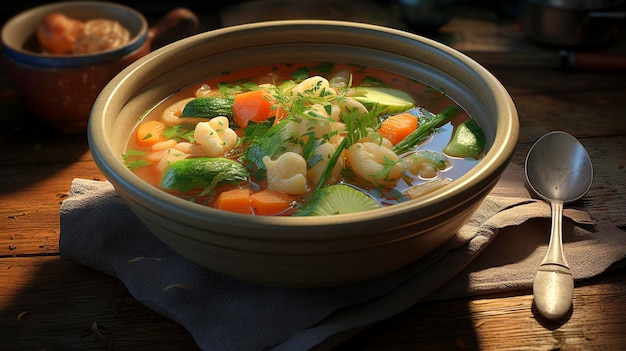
[194, 117, 238, 157]
[263, 152, 309, 195]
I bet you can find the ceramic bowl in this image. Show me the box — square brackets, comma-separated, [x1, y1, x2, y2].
[88, 20, 519, 288]
[1, 1, 198, 134]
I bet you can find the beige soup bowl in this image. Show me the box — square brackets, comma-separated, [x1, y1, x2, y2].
[88, 20, 519, 288]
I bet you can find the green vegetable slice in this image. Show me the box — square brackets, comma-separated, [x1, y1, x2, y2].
[294, 184, 380, 216]
[393, 106, 461, 155]
[160, 157, 248, 193]
[180, 96, 235, 119]
[443, 119, 486, 159]
[353, 87, 415, 114]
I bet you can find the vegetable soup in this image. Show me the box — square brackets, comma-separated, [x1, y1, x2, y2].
[123, 62, 485, 216]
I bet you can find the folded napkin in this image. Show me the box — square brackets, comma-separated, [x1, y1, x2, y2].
[59, 163, 626, 351]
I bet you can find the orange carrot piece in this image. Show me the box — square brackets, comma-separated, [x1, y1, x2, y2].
[136, 120, 165, 146]
[215, 188, 253, 214]
[250, 188, 295, 216]
[377, 113, 419, 146]
[233, 90, 272, 128]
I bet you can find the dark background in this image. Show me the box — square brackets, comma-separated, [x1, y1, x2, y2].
[1, 0, 525, 32]
[0, 0, 237, 31]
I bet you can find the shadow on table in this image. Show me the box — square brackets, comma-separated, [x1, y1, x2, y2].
[0, 255, 481, 350]
[0, 257, 200, 350]
[0, 83, 91, 195]
[334, 299, 480, 350]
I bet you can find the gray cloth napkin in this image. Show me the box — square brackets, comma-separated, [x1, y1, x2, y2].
[59, 163, 626, 351]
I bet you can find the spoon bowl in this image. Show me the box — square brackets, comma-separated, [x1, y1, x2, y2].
[525, 131, 593, 320]
[526, 131, 593, 203]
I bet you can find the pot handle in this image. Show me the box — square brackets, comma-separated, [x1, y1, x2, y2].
[146, 8, 199, 49]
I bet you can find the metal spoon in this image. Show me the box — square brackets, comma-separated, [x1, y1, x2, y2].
[525, 131, 593, 320]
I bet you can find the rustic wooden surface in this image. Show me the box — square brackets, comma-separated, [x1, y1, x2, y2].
[1, 3, 626, 350]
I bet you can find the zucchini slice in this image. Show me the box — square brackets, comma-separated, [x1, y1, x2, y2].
[160, 157, 248, 193]
[353, 87, 415, 114]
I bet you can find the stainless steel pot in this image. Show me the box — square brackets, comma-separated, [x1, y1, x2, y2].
[520, 0, 625, 47]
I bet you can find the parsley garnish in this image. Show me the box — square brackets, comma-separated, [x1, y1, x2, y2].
[291, 66, 311, 81]
[163, 125, 195, 143]
[312, 62, 335, 75]
[373, 155, 401, 180]
[122, 149, 151, 170]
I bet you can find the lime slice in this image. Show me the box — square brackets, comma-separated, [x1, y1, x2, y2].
[295, 184, 380, 216]
[353, 87, 415, 114]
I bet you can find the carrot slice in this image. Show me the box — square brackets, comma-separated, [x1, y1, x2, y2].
[233, 90, 272, 128]
[215, 188, 253, 214]
[377, 113, 419, 146]
[250, 188, 295, 216]
[136, 120, 165, 146]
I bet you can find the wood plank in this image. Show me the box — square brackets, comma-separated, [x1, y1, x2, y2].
[0, 160, 104, 256]
[484, 68, 626, 143]
[337, 269, 626, 350]
[2, 256, 625, 351]
[0, 256, 199, 351]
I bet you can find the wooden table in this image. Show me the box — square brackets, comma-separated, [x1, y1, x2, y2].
[1, 4, 626, 350]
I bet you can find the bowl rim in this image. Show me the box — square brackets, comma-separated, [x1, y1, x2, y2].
[88, 19, 519, 240]
[1, 1, 148, 68]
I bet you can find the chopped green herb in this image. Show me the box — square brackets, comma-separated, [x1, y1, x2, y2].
[312, 62, 335, 75]
[291, 66, 311, 81]
[125, 149, 147, 156]
[125, 159, 151, 170]
[123, 149, 151, 170]
[163, 125, 195, 143]
[373, 155, 401, 180]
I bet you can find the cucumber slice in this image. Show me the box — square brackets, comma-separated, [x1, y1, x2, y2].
[181, 96, 235, 119]
[160, 157, 248, 193]
[443, 119, 486, 159]
[353, 87, 415, 114]
[295, 184, 380, 216]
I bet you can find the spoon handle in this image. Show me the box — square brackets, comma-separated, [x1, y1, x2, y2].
[541, 200, 568, 266]
[533, 200, 574, 320]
